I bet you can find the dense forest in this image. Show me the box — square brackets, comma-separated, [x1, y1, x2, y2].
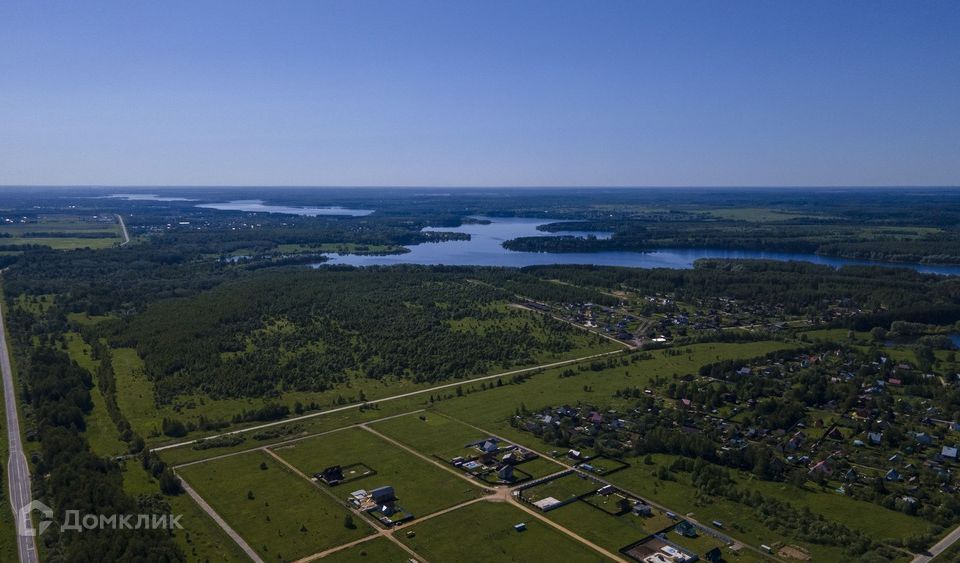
[20, 348, 184, 562]
[519, 260, 960, 320]
[505, 221, 960, 264]
[116, 267, 609, 400]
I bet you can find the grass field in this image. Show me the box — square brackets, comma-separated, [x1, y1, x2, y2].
[0, 215, 121, 250]
[430, 341, 796, 446]
[160, 340, 795, 467]
[62, 333, 128, 456]
[271, 426, 483, 517]
[177, 450, 371, 561]
[370, 411, 499, 459]
[747, 476, 931, 540]
[399, 500, 611, 562]
[121, 461, 249, 562]
[524, 472, 598, 503]
[320, 536, 412, 562]
[604, 455, 851, 561]
[542, 499, 671, 553]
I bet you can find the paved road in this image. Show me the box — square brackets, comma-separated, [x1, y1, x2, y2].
[913, 524, 960, 562]
[116, 214, 130, 246]
[1, 298, 40, 562]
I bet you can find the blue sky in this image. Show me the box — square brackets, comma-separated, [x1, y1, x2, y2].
[1, 1, 958, 187]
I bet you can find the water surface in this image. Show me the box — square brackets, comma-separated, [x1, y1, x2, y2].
[322, 216, 960, 275]
[196, 199, 373, 216]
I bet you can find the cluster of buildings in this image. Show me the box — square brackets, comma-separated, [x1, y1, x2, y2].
[449, 437, 538, 484]
[347, 485, 413, 526]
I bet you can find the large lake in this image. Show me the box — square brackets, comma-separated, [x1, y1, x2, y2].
[196, 199, 374, 216]
[323, 216, 960, 275]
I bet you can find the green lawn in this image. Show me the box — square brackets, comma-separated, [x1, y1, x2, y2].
[178, 450, 371, 561]
[271, 427, 483, 517]
[399, 500, 611, 562]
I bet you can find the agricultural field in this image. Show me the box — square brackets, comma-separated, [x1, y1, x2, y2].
[0, 214, 121, 249]
[398, 500, 611, 562]
[270, 426, 484, 517]
[177, 450, 371, 561]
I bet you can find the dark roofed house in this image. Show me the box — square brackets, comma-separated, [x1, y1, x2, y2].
[674, 520, 698, 538]
[316, 465, 345, 486]
[915, 432, 934, 446]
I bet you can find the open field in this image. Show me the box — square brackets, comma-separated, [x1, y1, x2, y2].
[120, 461, 249, 562]
[370, 410, 567, 478]
[370, 411, 492, 459]
[177, 450, 371, 561]
[270, 426, 484, 517]
[160, 340, 792, 466]
[398, 500, 611, 562]
[319, 536, 412, 562]
[0, 215, 121, 249]
[521, 472, 598, 504]
[158, 338, 933, 562]
[748, 476, 931, 541]
[62, 333, 127, 456]
[430, 341, 797, 443]
[603, 455, 860, 562]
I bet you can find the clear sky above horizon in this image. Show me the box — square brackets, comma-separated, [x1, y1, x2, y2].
[1, 1, 958, 187]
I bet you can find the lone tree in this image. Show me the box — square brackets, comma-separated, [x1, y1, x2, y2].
[344, 514, 356, 529]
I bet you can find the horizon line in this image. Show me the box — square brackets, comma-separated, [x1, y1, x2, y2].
[1, 184, 959, 190]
